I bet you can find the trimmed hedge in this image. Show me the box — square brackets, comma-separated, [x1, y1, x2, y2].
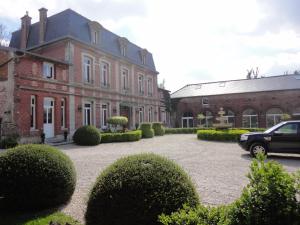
[0, 144, 76, 211]
[159, 155, 300, 225]
[139, 123, 154, 138]
[0, 136, 18, 149]
[101, 130, 142, 143]
[85, 153, 199, 225]
[73, 125, 101, 146]
[152, 122, 165, 136]
[107, 116, 128, 126]
[165, 128, 200, 134]
[197, 129, 249, 141]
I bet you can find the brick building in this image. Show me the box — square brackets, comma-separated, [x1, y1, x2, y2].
[0, 8, 161, 142]
[171, 75, 300, 128]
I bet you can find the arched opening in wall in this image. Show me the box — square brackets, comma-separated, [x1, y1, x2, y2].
[203, 111, 213, 127]
[181, 111, 193, 128]
[292, 107, 300, 120]
[266, 107, 283, 128]
[224, 109, 235, 127]
[242, 108, 258, 128]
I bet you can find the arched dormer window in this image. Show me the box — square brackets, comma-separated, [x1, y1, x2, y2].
[118, 37, 129, 56]
[140, 48, 148, 65]
[88, 21, 102, 45]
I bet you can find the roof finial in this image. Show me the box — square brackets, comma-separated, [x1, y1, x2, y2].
[26, 11, 29, 16]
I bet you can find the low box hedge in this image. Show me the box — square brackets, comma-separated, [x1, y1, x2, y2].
[139, 123, 155, 138]
[197, 129, 249, 141]
[165, 128, 200, 134]
[101, 130, 142, 143]
[152, 122, 165, 136]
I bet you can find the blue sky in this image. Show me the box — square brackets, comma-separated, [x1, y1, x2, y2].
[1, 0, 300, 92]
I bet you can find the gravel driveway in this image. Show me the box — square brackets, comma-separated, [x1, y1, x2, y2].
[59, 134, 300, 223]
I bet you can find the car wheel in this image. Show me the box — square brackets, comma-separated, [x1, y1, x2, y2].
[250, 143, 267, 157]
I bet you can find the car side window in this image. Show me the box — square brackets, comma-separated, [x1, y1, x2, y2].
[275, 123, 298, 135]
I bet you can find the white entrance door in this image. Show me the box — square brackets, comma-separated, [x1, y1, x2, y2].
[43, 98, 54, 138]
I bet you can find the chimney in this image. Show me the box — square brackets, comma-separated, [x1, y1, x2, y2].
[39, 8, 48, 44]
[20, 11, 31, 49]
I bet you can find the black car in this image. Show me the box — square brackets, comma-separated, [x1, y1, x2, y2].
[238, 121, 300, 157]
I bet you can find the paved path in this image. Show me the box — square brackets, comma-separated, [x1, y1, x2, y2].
[59, 134, 300, 223]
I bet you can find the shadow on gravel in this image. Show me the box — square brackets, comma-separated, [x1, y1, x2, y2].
[241, 153, 300, 169]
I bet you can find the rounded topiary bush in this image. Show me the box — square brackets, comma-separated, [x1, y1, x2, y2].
[0, 144, 76, 211]
[73, 125, 101, 146]
[140, 123, 155, 138]
[85, 153, 199, 225]
[152, 122, 165, 136]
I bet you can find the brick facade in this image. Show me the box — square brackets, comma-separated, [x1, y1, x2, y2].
[172, 90, 300, 128]
[0, 9, 162, 142]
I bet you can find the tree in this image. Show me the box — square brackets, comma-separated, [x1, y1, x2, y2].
[0, 24, 11, 47]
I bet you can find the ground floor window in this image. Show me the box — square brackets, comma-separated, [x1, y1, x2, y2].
[203, 111, 213, 127]
[242, 109, 258, 128]
[224, 110, 235, 127]
[101, 103, 109, 128]
[84, 102, 92, 125]
[148, 107, 153, 122]
[266, 108, 283, 128]
[61, 98, 66, 129]
[182, 111, 193, 128]
[139, 107, 144, 124]
[30, 95, 36, 129]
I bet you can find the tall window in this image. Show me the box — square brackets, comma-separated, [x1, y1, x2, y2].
[242, 109, 258, 128]
[43, 62, 54, 79]
[101, 104, 109, 128]
[61, 99, 66, 128]
[224, 110, 235, 126]
[147, 78, 153, 96]
[139, 107, 144, 124]
[122, 68, 129, 90]
[84, 102, 92, 125]
[30, 95, 36, 129]
[148, 107, 153, 122]
[100, 61, 109, 87]
[83, 56, 92, 83]
[142, 55, 146, 65]
[138, 74, 144, 94]
[266, 108, 283, 127]
[93, 31, 98, 44]
[204, 111, 213, 127]
[121, 46, 126, 56]
[182, 112, 193, 128]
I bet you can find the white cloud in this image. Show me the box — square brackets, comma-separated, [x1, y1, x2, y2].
[1, 0, 300, 92]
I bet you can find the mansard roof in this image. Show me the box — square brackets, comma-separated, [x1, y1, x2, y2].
[9, 9, 157, 72]
[171, 74, 300, 99]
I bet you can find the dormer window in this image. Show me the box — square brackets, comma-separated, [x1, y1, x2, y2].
[88, 21, 102, 45]
[43, 62, 54, 79]
[118, 37, 129, 57]
[140, 48, 148, 65]
[93, 31, 98, 44]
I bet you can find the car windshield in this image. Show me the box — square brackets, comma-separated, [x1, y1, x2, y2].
[263, 122, 286, 134]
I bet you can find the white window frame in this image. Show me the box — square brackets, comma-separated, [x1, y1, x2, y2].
[148, 107, 153, 122]
[84, 102, 92, 126]
[139, 107, 144, 124]
[43, 62, 54, 79]
[138, 74, 144, 95]
[142, 55, 146, 65]
[122, 68, 129, 90]
[93, 31, 98, 44]
[61, 98, 66, 129]
[121, 46, 126, 56]
[101, 103, 110, 128]
[202, 97, 209, 106]
[83, 56, 92, 83]
[30, 95, 36, 130]
[100, 61, 109, 87]
[147, 78, 153, 96]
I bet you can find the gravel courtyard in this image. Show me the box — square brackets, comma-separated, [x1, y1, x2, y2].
[60, 134, 300, 223]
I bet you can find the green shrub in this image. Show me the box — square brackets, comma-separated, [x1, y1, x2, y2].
[101, 130, 142, 143]
[231, 128, 266, 132]
[228, 154, 299, 225]
[139, 123, 155, 138]
[0, 136, 18, 149]
[107, 116, 128, 132]
[165, 128, 200, 134]
[197, 129, 248, 141]
[152, 122, 165, 136]
[159, 204, 229, 225]
[85, 153, 199, 225]
[73, 125, 101, 146]
[0, 144, 76, 211]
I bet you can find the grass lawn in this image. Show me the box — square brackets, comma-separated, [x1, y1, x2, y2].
[0, 211, 82, 225]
